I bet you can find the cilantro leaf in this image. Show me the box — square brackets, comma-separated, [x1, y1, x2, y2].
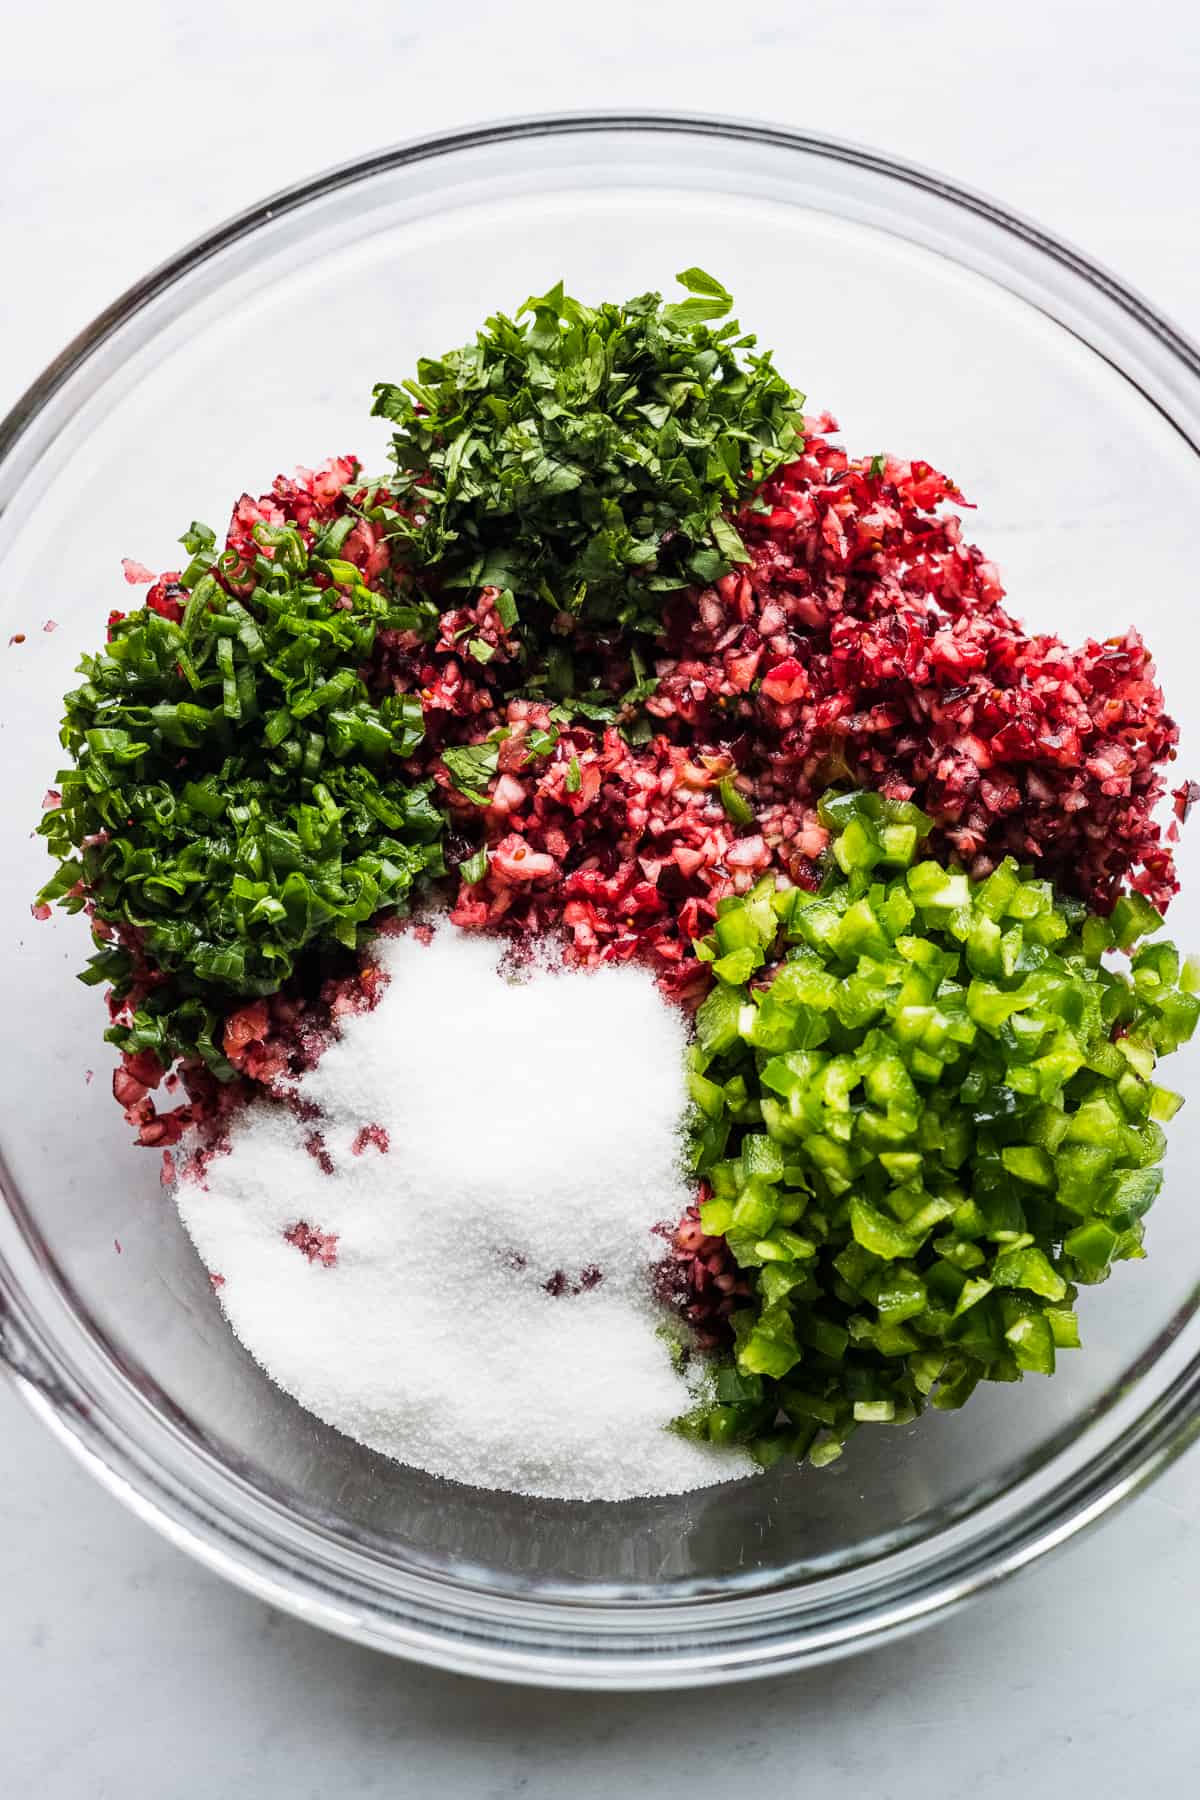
[441, 742, 500, 805]
[711, 514, 751, 565]
[660, 295, 735, 326]
[674, 267, 733, 303]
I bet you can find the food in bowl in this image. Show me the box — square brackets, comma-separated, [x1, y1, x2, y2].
[33, 271, 1199, 1498]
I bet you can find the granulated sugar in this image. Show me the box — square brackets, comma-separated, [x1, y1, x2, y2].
[175, 924, 754, 1500]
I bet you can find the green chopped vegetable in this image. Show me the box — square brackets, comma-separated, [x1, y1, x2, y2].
[459, 847, 490, 886]
[37, 519, 446, 1068]
[371, 271, 806, 658]
[719, 778, 755, 827]
[680, 789, 1196, 1464]
[441, 741, 501, 805]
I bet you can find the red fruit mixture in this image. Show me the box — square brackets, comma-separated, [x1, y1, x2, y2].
[282, 1220, 339, 1267]
[434, 425, 1181, 964]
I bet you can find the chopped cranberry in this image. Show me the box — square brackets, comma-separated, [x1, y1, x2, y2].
[283, 1221, 338, 1267]
[351, 1123, 390, 1156]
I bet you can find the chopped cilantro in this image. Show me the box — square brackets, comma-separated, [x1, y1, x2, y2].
[441, 741, 501, 805]
[442, 724, 559, 805]
[523, 726, 559, 764]
[372, 271, 805, 645]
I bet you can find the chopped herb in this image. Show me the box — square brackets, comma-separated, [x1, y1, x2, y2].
[441, 741, 501, 805]
[566, 756, 582, 794]
[37, 513, 445, 1069]
[719, 777, 755, 827]
[440, 724, 558, 806]
[459, 847, 489, 885]
[372, 271, 806, 652]
[523, 726, 559, 764]
[711, 514, 751, 566]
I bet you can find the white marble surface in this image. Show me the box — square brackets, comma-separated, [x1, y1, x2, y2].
[4, 0, 1200, 1789]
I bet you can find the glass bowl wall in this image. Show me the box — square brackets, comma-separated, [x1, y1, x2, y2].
[2, 115, 1200, 1688]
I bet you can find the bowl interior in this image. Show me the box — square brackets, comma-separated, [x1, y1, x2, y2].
[3, 122, 1200, 1608]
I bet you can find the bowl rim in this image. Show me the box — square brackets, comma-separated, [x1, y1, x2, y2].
[3, 107, 1200, 1689]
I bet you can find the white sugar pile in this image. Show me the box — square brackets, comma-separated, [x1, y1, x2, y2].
[176, 923, 754, 1500]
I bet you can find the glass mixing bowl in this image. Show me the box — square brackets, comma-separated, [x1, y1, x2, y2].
[3, 113, 1200, 1690]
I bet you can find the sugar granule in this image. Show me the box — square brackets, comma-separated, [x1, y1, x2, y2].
[175, 924, 754, 1501]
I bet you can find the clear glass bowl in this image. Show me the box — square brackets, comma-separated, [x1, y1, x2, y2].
[3, 113, 1200, 1690]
